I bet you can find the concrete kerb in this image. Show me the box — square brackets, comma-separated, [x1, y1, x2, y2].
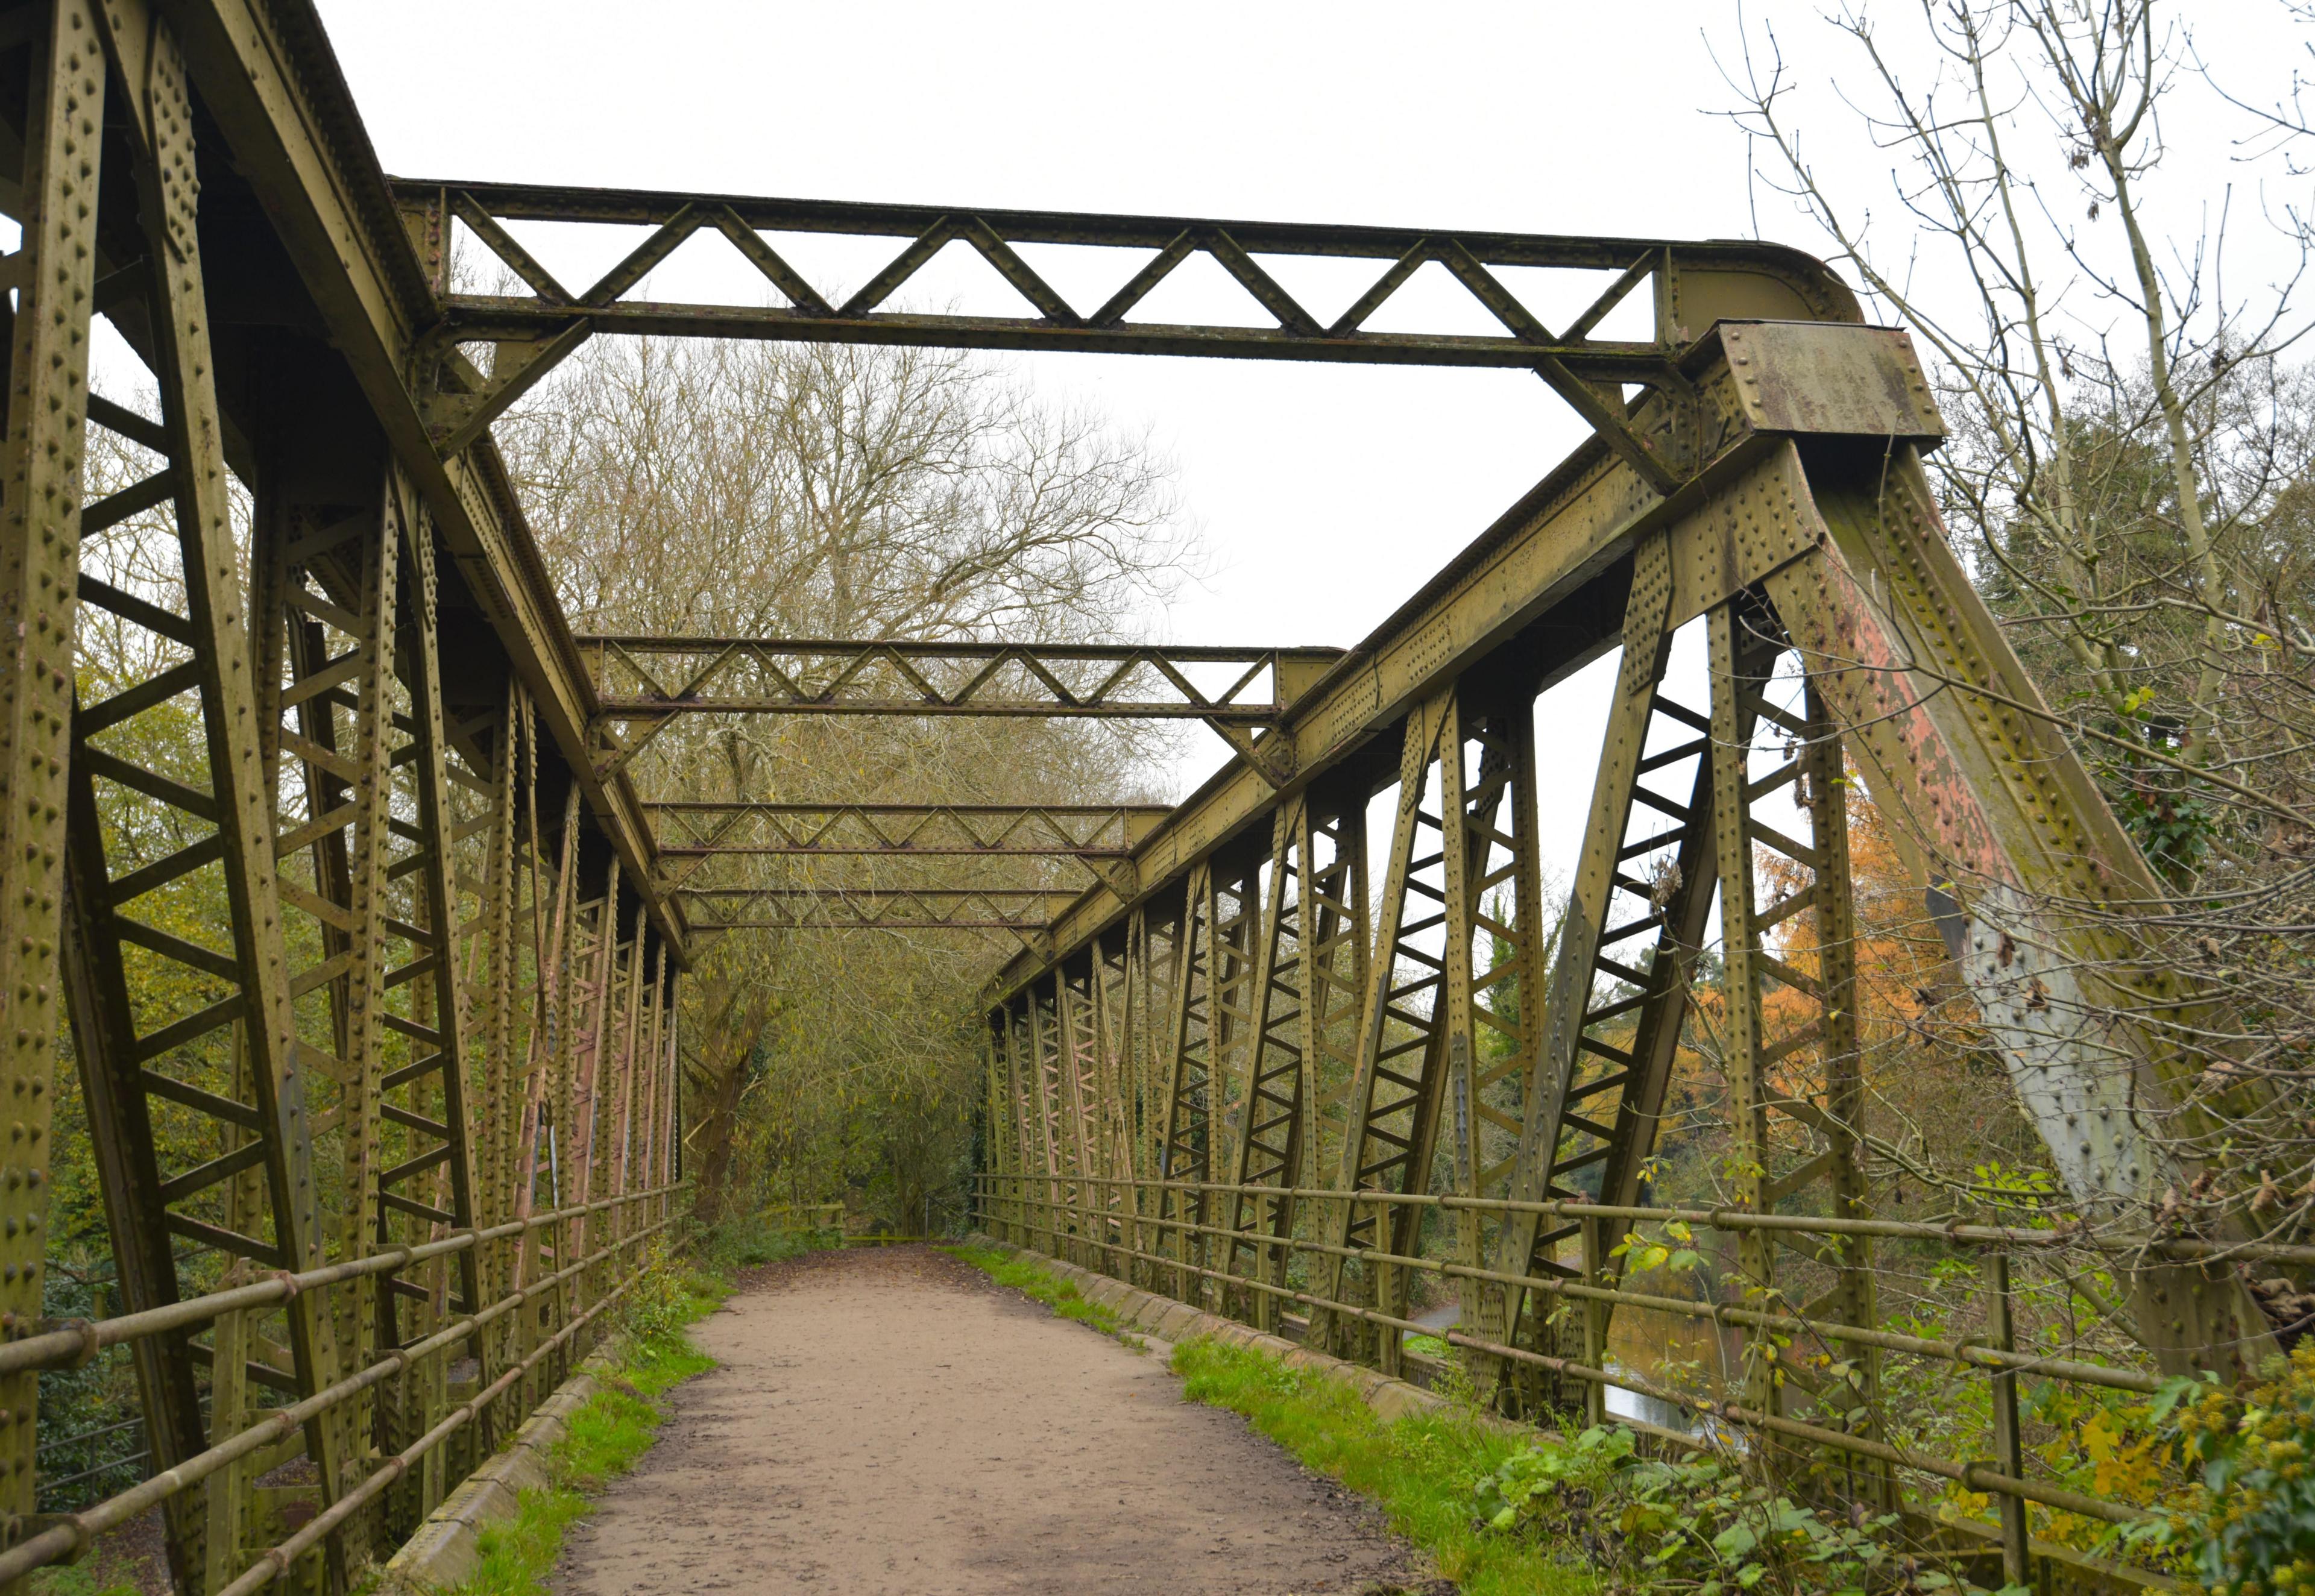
[963, 1233, 1458, 1430]
[375, 1351, 617, 1592]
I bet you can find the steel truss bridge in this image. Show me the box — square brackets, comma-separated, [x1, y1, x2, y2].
[0, 1, 2287, 1591]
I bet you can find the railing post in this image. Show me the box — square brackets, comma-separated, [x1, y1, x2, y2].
[1373, 1195, 1402, 1380]
[1580, 1214, 1608, 1429]
[1987, 1252, 2032, 1588]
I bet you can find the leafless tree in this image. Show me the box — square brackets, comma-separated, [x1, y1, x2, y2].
[1715, 1, 2315, 1284]
[498, 336, 1197, 1225]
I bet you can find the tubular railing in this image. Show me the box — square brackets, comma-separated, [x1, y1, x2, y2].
[761, 1201, 845, 1233]
[975, 1170, 2264, 1575]
[10, 1181, 688, 1589]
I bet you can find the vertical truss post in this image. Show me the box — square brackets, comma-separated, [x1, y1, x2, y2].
[640, 943, 666, 1199]
[1085, 933, 1135, 1274]
[1802, 674, 1879, 1384]
[1, 0, 112, 1562]
[1315, 692, 1461, 1368]
[582, 893, 629, 1324]
[568, 865, 615, 1269]
[991, 999, 1027, 1239]
[1054, 966, 1097, 1263]
[516, 787, 579, 1345]
[639, 926, 659, 1208]
[1987, 1252, 2031, 1585]
[1223, 801, 1306, 1331]
[385, 489, 487, 1393]
[1710, 601, 1779, 1421]
[250, 450, 404, 1551]
[68, 15, 361, 1577]
[1299, 800, 1370, 1253]
[550, 880, 591, 1352]
[1128, 902, 1173, 1287]
[658, 966, 681, 1217]
[1488, 529, 1683, 1409]
[1437, 714, 1525, 1280]
[613, 906, 645, 1246]
[1027, 987, 1062, 1252]
[1019, 984, 1050, 1251]
[980, 1016, 1005, 1236]
[476, 681, 522, 1385]
[1706, 600, 1886, 1486]
[1009, 1002, 1039, 1244]
[1449, 709, 1547, 1354]
[989, 1004, 1014, 1240]
[1156, 862, 1217, 1303]
[1202, 863, 1261, 1281]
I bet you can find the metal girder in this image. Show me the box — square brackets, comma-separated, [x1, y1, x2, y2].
[391, 178, 1870, 488]
[0, 0, 107, 1559]
[646, 802, 1169, 854]
[1309, 691, 1473, 1369]
[1, 8, 697, 1583]
[646, 803, 1167, 900]
[583, 638, 1341, 719]
[56, 11, 377, 1579]
[676, 887, 1082, 934]
[583, 639, 1338, 783]
[0, 0, 2285, 1576]
[157, 0, 685, 962]
[985, 318, 2266, 1383]
[990, 320, 1938, 998]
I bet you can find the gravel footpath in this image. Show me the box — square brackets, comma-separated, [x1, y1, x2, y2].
[551, 1243, 1427, 1595]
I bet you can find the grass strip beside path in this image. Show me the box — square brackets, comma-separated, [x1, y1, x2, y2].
[942, 1245, 1136, 1342]
[948, 1245, 1596, 1596]
[444, 1265, 724, 1596]
[1173, 1336, 1598, 1596]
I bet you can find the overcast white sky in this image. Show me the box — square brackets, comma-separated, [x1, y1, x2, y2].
[309, 0, 2314, 881]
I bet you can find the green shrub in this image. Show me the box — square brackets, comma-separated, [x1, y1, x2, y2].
[1476, 1424, 1943, 1596]
[2180, 1345, 2315, 1596]
[696, 1213, 830, 1272]
[1172, 1335, 1592, 1596]
[450, 1265, 719, 1596]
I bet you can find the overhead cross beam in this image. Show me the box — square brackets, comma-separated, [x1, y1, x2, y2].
[392, 181, 1858, 489]
[646, 802, 1171, 895]
[583, 638, 1340, 784]
[646, 801, 1171, 852]
[675, 887, 1080, 944]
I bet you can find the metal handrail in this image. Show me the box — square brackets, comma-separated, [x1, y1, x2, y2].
[981, 1171, 2315, 1266]
[0, 1186, 683, 1378]
[2, 1181, 689, 1587]
[971, 1172, 2186, 1541]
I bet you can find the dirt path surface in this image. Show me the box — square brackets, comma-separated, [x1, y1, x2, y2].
[553, 1245, 1427, 1595]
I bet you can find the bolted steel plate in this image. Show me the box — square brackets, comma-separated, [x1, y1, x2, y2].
[1719, 321, 1946, 445]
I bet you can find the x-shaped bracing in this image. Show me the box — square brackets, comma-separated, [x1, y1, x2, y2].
[394, 181, 1859, 492]
[582, 638, 1335, 786]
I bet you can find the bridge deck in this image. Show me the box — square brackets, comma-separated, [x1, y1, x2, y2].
[557, 1246, 1416, 1594]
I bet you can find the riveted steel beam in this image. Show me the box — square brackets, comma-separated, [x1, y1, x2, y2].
[0, 1, 107, 1559]
[392, 178, 1871, 490]
[987, 321, 1942, 1001]
[644, 802, 1169, 853]
[676, 889, 1080, 946]
[581, 638, 1340, 720]
[582, 639, 1336, 783]
[156, 0, 685, 963]
[391, 184, 1864, 503]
